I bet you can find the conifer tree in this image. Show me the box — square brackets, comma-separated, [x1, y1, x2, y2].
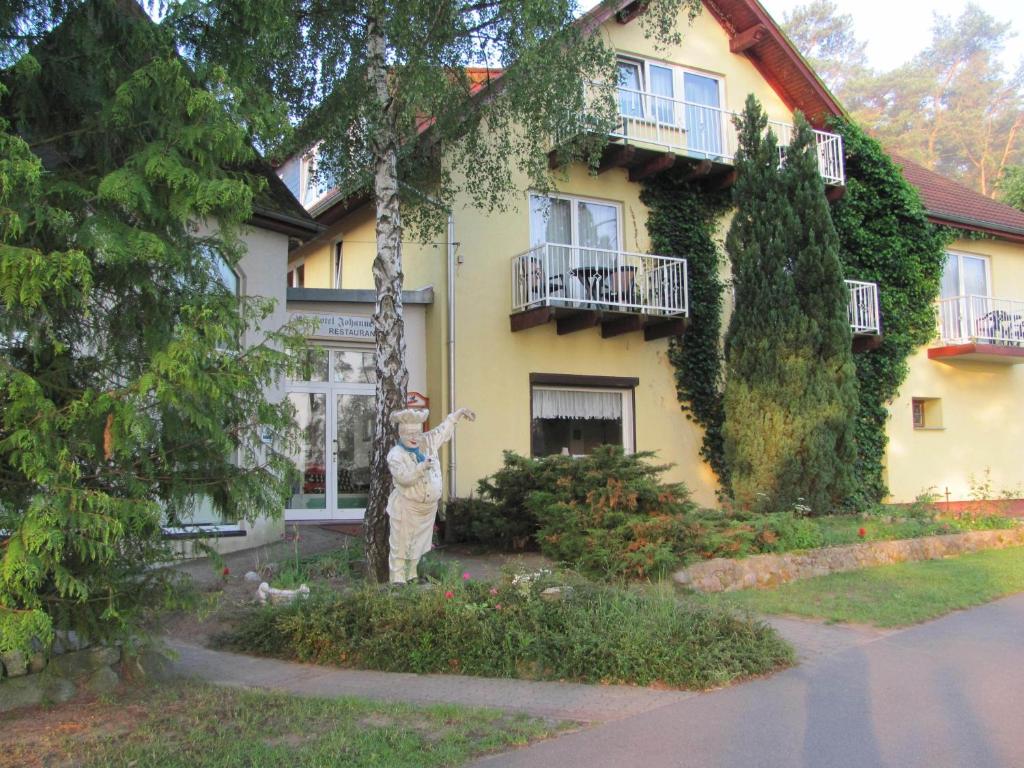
[722, 96, 857, 514]
[0, 0, 302, 653]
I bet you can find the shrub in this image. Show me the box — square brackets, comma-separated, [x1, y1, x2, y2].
[443, 452, 552, 549]
[217, 573, 793, 689]
[529, 447, 700, 580]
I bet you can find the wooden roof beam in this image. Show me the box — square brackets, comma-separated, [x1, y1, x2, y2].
[730, 24, 770, 54]
[629, 153, 676, 182]
[598, 145, 637, 174]
[616, 1, 649, 24]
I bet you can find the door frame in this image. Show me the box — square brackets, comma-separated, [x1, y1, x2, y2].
[285, 363, 375, 523]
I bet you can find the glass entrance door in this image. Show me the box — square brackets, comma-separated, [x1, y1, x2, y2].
[285, 346, 376, 522]
[334, 393, 374, 514]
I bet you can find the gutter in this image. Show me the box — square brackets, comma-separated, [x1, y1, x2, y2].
[250, 206, 324, 239]
[925, 212, 1024, 244]
[446, 210, 458, 502]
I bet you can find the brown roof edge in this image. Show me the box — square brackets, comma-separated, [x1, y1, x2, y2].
[701, 0, 845, 125]
[891, 153, 1024, 244]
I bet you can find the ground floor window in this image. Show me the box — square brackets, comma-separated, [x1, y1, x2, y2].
[530, 381, 635, 457]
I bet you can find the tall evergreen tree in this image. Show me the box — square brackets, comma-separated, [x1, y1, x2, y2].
[723, 96, 857, 514]
[0, 0, 302, 654]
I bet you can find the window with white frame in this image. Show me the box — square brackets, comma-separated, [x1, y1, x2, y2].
[941, 251, 990, 299]
[287, 262, 305, 289]
[277, 149, 335, 209]
[616, 57, 724, 156]
[531, 385, 635, 457]
[333, 241, 343, 289]
[529, 193, 621, 252]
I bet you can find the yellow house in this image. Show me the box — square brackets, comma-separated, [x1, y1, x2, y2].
[274, 0, 1022, 520]
[884, 158, 1024, 508]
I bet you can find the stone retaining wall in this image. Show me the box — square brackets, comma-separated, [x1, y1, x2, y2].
[673, 527, 1024, 594]
[0, 632, 173, 713]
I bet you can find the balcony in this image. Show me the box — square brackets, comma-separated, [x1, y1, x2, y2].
[930, 295, 1024, 364]
[847, 279, 881, 348]
[510, 243, 688, 340]
[573, 84, 845, 189]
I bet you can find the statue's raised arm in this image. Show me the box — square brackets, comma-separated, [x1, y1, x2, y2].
[386, 407, 475, 584]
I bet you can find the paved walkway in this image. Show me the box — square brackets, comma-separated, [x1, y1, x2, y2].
[166, 639, 694, 723]
[475, 593, 1024, 768]
[166, 593, 1024, 766]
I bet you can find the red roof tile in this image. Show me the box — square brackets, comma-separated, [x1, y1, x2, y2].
[892, 154, 1024, 243]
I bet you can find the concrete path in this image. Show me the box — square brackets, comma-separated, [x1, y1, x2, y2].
[475, 593, 1024, 768]
[165, 639, 695, 723]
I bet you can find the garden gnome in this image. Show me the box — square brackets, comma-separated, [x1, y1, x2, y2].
[387, 407, 476, 583]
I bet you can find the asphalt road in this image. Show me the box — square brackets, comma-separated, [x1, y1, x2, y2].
[475, 593, 1024, 768]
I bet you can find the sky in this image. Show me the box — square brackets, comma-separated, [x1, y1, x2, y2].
[759, 0, 1024, 72]
[580, 0, 1024, 73]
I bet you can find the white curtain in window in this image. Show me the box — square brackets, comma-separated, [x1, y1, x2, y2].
[529, 195, 571, 246]
[533, 388, 622, 420]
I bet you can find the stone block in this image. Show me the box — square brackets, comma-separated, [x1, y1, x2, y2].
[123, 649, 176, 683]
[0, 675, 45, 712]
[46, 676, 77, 704]
[48, 645, 121, 679]
[86, 666, 120, 694]
[28, 652, 47, 674]
[52, 630, 86, 655]
[1, 651, 28, 678]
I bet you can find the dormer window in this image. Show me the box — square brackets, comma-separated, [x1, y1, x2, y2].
[278, 148, 335, 209]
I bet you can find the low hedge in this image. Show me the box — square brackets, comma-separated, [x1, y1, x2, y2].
[217, 575, 793, 690]
[443, 448, 1016, 581]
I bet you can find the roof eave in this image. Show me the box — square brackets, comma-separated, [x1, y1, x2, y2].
[926, 212, 1024, 245]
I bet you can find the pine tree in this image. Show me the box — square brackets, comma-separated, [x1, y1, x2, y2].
[0, 0, 303, 654]
[722, 96, 858, 514]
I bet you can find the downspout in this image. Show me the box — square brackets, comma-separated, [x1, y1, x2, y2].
[446, 211, 458, 502]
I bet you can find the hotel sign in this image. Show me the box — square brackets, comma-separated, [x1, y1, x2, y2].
[291, 312, 374, 341]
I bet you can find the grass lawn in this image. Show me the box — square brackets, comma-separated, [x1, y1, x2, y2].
[0, 680, 560, 768]
[712, 546, 1024, 628]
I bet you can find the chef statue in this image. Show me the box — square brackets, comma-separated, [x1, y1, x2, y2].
[387, 407, 476, 583]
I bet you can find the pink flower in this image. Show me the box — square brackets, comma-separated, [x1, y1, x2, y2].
[489, 587, 499, 596]
[494, 603, 502, 611]
[444, 591, 454, 599]
[462, 572, 471, 581]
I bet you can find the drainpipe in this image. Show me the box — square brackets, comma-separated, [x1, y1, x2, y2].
[446, 211, 458, 503]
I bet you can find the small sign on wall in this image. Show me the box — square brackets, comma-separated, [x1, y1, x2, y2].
[291, 312, 374, 341]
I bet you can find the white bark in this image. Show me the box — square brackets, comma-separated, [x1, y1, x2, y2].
[364, 16, 409, 583]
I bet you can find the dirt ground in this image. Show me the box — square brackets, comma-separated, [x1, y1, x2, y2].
[0, 689, 145, 768]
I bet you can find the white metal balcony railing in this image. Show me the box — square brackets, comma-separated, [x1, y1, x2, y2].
[593, 84, 845, 186]
[937, 295, 1024, 346]
[511, 243, 688, 318]
[846, 279, 881, 336]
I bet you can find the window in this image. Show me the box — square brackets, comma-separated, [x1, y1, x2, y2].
[911, 398, 942, 430]
[333, 242, 343, 289]
[615, 57, 723, 156]
[530, 381, 635, 457]
[288, 262, 305, 289]
[529, 194, 621, 252]
[277, 148, 335, 209]
[212, 251, 240, 295]
[941, 252, 989, 299]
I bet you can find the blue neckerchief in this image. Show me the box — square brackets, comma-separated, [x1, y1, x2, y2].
[400, 443, 427, 463]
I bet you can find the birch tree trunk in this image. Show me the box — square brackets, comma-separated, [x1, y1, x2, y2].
[364, 16, 408, 583]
